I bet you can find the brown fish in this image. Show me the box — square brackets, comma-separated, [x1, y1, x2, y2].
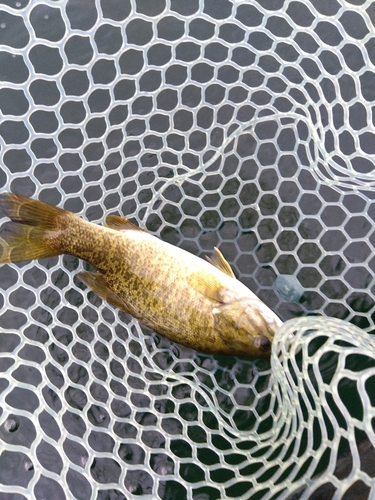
[0, 193, 282, 357]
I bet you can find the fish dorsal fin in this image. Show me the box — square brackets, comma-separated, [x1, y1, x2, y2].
[206, 247, 236, 279]
[104, 215, 145, 232]
[188, 271, 226, 303]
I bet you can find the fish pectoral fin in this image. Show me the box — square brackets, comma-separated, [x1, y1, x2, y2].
[206, 247, 236, 279]
[104, 215, 145, 232]
[188, 271, 225, 302]
[77, 271, 130, 312]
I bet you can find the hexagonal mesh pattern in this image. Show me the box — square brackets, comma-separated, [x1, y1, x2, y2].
[0, 0, 375, 498]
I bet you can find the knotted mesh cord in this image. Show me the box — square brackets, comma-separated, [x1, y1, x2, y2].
[0, 0, 375, 499]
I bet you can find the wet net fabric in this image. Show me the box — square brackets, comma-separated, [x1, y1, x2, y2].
[0, 0, 375, 498]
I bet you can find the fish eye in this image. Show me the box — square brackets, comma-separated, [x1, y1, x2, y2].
[257, 336, 271, 352]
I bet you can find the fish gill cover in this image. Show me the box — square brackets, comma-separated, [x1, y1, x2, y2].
[0, 0, 374, 499]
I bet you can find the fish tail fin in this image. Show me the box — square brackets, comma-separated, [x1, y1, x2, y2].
[0, 192, 67, 263]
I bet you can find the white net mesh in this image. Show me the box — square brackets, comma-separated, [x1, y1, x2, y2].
[0, 0, 375, 498]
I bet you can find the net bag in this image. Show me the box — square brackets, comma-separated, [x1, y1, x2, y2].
[0, 0, 375, 498]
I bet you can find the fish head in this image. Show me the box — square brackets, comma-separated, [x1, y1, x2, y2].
[212, 298, 281, 358]
[188, 269, 282, 358]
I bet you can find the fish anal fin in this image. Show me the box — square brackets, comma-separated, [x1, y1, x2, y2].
[77, 271, 130, 312]
[188, 271, 225, 302]
[104, 215, 145, 232]
[206, 247, 236, 279]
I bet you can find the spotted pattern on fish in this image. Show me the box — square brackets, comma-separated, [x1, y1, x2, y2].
[0, 193, 282, 358]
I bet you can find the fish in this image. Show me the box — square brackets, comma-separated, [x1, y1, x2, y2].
[0, 192, 282, 358]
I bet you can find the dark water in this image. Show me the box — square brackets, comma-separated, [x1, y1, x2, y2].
[0, 1, 375, 499]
